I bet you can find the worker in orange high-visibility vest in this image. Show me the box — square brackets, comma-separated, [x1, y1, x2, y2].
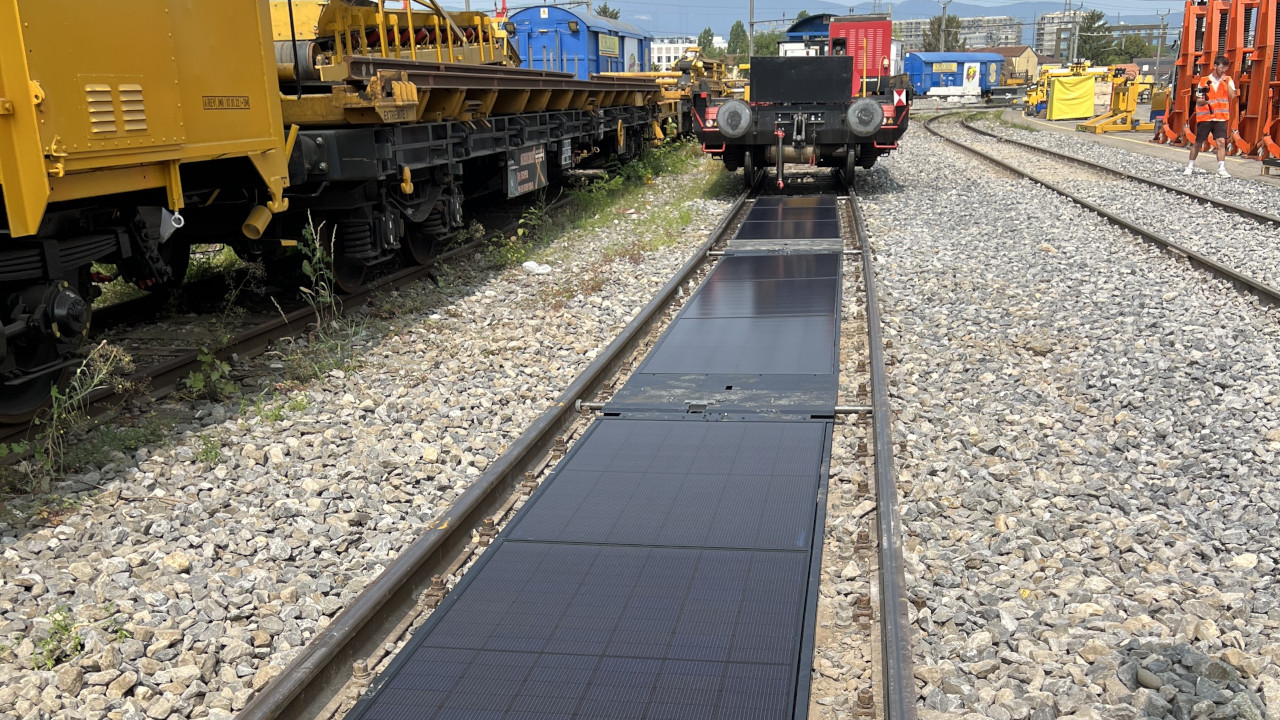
[1185, 55, 1237, 178]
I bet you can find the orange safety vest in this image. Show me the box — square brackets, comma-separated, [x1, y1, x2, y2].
[1195, 74, 1233, 122]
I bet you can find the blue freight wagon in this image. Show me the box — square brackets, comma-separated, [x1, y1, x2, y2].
[508, 6, 651, 79]
[904, 52, 1004, 97]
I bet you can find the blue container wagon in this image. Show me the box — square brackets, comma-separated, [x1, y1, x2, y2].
[507, 6, 651, 79]
[904, 52, 1004, 96]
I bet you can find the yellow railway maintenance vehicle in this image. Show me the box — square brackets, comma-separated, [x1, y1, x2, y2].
[602, 47, 733, 134]
[0, 0, 290, 422]
[0, 0, 667, 421]
[1077, 68, 1155, 134]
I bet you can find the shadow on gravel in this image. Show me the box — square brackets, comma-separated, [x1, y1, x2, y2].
[1105, 640, 1268, 720]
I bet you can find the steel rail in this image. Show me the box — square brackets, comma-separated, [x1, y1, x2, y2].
[924, 114, 1280, 309]
[238, 189, 750, 720]
[848, 193, 917, 720]
[957, 114, 1280, 227]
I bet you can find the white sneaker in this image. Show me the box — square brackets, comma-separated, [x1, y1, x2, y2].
[1183, 165, 1195, 175]
[1217, 166, 1231, 178]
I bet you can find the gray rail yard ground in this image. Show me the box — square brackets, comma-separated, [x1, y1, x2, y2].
[2, 122, 1280, 720]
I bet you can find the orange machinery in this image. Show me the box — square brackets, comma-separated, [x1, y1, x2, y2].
[1157, 0, 1280, 159]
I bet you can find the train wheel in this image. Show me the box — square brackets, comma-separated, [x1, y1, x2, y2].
[0, 271, 93, 424]
[0, 345, 67, 425]
[844, 147, 859, 186]
[332, 253, 367, 295]
[744, 150, 762, 191]
[400, 227, 436, 267]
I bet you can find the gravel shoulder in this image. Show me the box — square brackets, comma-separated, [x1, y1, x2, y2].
[0, 154, 740, 720]
[856, 125, 1280, 720]
[940, 118, 1280, 288]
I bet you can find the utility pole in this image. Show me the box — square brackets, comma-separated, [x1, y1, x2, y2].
[748, 0, 755, 57]
[1156, 9, 1170, 85]
[937, 0, 952, 52]
[1067, 1, 1082, 62]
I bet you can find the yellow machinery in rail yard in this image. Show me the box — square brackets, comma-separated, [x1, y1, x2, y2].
[1077, 68, 1155, 133]
[602, 47, 732, 135]
[271, 0, 659, 126]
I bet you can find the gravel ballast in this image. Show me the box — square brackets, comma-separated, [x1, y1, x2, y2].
[977, 115, 1280, 216]
[0, 159, 736, 720]
[941, 118, 1280, 288]
[838, 125, 1280, 720]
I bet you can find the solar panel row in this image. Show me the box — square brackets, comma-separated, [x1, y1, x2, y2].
[350, 196, 846, 720]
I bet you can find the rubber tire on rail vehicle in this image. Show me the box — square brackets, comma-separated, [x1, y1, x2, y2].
[846, 97, 884, 138]
[717, 99, 753, 139]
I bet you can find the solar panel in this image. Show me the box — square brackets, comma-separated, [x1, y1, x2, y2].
[733, 219, 843, 242]
[742, 203, 839, 225]
[509, 420, 826, 549]
[639, 316, 837, 375]
[711, 254, 840, 282]
[355, 544, 805, 720]
[683, 278, 839, 318]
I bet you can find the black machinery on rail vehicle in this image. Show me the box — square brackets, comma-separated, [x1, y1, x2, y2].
[695, 15, 912, 187]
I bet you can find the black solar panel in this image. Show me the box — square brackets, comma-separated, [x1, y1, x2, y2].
[751, 195, 837, 209]
[684, 278, 839, 318]
[742, 204, 839, 225]
[509, 420, 825, 549]
[712, 254, 840, 282]
[733, 219, 842, 242]
[639, 316, 837, 375]
[355, 543, 804, 720]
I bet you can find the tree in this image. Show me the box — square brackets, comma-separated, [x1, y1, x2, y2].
[922, 14, 964, 52]
[753, 30, 785, 57]
[727, 20, 748, 55]
[1075, 9, 1112, 64]
[595, 2, 620, 19]
[795, 10, 811, 21]
[1105, 34, 1155, 64]
[697, 27, 715, 52]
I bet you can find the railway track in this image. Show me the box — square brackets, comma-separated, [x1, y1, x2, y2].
[0, 198, 566, 452]
[923, 112, 1280, 308]
[233, 176, 916, 720]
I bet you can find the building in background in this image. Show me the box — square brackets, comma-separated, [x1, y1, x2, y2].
[893, 15, 1019, 51]
[1035, 12, 1167, 61]
[893, 18, 929, 49]
[1035, 10, 1083, 58]
[957, 16, 1020, 48]
[1110, 22, 1163, 46]
[1134, 55, 1175, 81]
[653, 36, 696, 69]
